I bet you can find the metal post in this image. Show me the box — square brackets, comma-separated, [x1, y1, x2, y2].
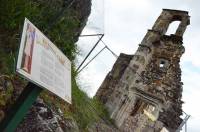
[76, 34, 104, 72]
[77, 46, 107, 73]
[0, 82, 42, 132]
[185, 121, 187, 132]
[100, 39, 118, 58]
[80, 34, 104, 37]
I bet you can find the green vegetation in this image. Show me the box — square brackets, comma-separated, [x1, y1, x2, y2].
[0, 0, 80, 62]
[0, 0, 111, 130]
[41, 71, 111, 130]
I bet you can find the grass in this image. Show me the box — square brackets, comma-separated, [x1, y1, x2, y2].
[41, 69, 111, 130]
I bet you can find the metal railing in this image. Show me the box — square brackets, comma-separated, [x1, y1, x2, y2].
[176, 111, 190, 132]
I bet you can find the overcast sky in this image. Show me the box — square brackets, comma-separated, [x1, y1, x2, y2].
[76, 0, 200, 131]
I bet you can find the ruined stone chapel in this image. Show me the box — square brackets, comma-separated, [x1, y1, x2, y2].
[96, 9, 190, 132]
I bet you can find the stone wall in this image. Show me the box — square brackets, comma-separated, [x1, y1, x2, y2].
[96, 9, 190, 132]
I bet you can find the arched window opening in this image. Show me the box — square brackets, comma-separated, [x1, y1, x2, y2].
[165, 21, 181, 35]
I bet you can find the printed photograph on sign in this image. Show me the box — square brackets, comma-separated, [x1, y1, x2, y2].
[17, 18, 71, 103]
[21, 23, 36, 74]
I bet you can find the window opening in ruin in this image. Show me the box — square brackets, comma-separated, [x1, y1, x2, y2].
[165, 21, 181, 35]
[159, 60, 165, 68]
[130, 99, 142, 116]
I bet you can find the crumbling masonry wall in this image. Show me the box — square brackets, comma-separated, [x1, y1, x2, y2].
[96, 9, 190, 132]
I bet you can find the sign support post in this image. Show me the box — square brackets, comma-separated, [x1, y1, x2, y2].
[0, 82, 42, 132]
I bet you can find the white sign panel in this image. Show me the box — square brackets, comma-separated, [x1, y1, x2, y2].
[17, 18, 71, 103]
